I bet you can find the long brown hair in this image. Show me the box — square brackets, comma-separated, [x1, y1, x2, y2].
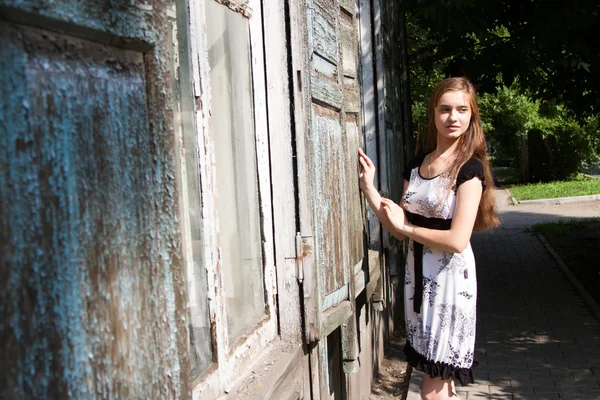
[421, 77, 499, 231]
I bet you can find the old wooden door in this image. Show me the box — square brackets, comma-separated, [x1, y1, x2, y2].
[289, 0, 365, 397]
[0, 2, 188, 398]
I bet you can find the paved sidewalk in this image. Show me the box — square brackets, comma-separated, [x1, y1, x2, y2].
[464, 229, 600, 399]
[407, 190, 600, 399]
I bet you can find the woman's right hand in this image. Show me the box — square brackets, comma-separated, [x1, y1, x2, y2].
[380, 197, 406, 235]
[358, 148, 375, 193]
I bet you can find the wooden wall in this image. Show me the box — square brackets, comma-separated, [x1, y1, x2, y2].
[0, 2, 188, 397]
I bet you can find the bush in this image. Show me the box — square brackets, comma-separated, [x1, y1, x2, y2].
[529, 121, 595, 181]
[480, 86, 599, 182]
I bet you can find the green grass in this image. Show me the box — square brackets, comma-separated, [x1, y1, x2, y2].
[530, 218, 600, 239]
[509, 175, 600, 201]
[530, 218, 600, 307]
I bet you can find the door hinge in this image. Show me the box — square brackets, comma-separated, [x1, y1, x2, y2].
[295, 233, 312, 283]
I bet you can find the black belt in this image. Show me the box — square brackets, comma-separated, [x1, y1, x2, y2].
[405, 211, 452, 314]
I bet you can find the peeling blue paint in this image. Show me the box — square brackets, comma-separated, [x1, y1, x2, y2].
[1, 0, 158, 49]
[1, 5, 184, 398]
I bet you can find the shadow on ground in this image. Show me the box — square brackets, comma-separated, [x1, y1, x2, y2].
[464, 215, 600, 400]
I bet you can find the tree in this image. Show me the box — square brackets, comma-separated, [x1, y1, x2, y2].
[479, 86, 600, 182]
[406, 0, 600, 117]
[479, 86, 538, 181]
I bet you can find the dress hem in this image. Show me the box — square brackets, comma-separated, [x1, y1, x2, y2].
[404, 341, 475, 386]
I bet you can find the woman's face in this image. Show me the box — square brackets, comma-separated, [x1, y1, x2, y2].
[434, 90, 472, 140]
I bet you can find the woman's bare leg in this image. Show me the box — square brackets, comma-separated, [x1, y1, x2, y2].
[420, 373, 461, 400]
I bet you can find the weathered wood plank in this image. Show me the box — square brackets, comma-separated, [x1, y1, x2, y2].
[322, 284, 349, 310]
[341, 310, 359, 367]
[262, 0, 302, 344]
[312, 0, 338, 64]
[390, 0, 406, 203]
[290, 0, 323, 346]
[311, 70, 343, 110]
[293, 1, 315, 239]
[318, 338, 329, 399]
[248, 0, 277, 330]
[343, 79, 360, 113]
[340, 0, 356, 15]
[320, 300, 352, 339]
[310, 342, 323, 400]
[373, 0, 390, 250]
[188, 1, 222, 396]
[340, 12, 357, 78]
[314, 52, 339, 77]
[225, 341, 304, 399]
[0, 0, 159, 49]
[388, 242, 399, 277]
[366, 251, 382, 298]
[398, 0, 415, 160]
[0, 7, 187, 396]
[359, 0, 381, 250]
[354, 268, 366, 297]
[344, 115, 364, 263]
[311, 105, 346, 294]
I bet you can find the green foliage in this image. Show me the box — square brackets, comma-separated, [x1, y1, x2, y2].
[406, 17, 448, 149]
[405, 0, 600, 117]
[405, 2, 600, 180]
[476, 85, 598, 180]
[529, 117, 598, 181]
[509, 176, 600, 201]
[491, 166, 520, 186]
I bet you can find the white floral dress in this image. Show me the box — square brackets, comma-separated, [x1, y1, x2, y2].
[401, 153, 485, 386]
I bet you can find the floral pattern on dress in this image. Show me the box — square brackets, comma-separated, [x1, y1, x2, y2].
[443, 343, 473, 368]
[422, 276, 441, 307]
[438, 251, 466, 274]
[405, 263, 412, 285]
[406, 319, 419, 345]
[436, 303, 476, 344]
[418, 321, 440, 357]
[409, 169, 426, 190]
[403, 190, 417, 206]
[458, 291, 474, 300]
[446, 342, 462, 365]
[415, 197, 444, 218]
[462, 349, 474, 366]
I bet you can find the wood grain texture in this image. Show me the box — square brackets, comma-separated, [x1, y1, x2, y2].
[262, 0, 303, 343]
[358, 0, 381, 250]
[0, 3, 187, 397]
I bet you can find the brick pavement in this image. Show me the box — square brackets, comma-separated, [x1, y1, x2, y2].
[454, 229, 600, 399]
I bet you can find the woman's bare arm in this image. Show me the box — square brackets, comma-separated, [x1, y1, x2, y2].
[397, 177, 483, 253]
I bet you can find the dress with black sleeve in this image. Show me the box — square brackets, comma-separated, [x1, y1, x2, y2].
[401, 153, 486, 386]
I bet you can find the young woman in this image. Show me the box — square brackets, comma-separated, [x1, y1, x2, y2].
[358, 77, 499, 400]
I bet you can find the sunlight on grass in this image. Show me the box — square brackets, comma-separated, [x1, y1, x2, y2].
[509, 176, 600, 201]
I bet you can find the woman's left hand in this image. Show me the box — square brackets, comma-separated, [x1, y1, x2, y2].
[379, 197, 406, 235]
